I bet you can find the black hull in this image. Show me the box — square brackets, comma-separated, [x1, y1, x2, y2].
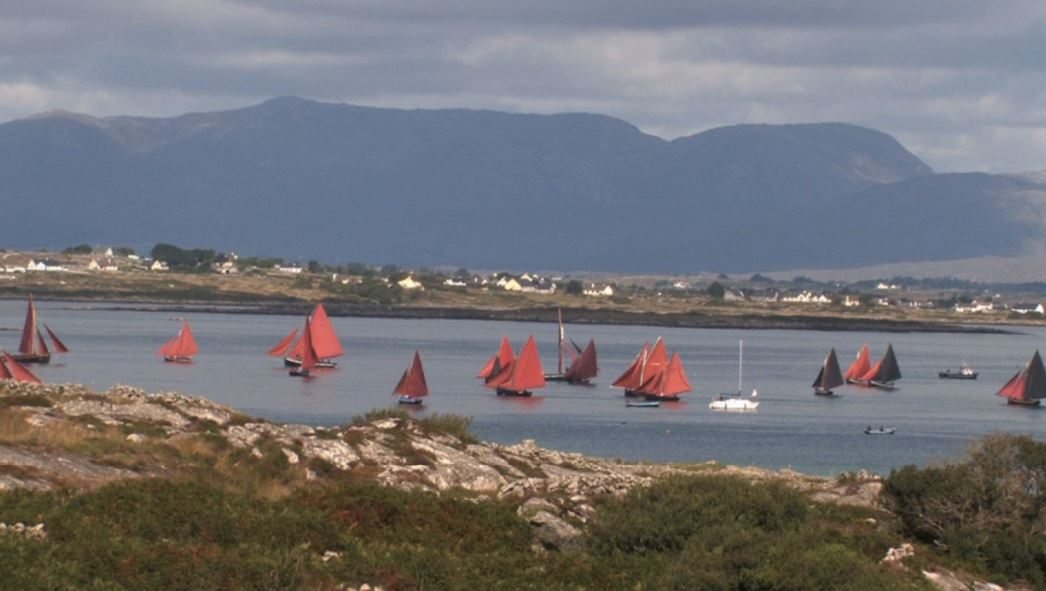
[164, 356, 193, 364]
[544, 374, 593, 385]
[813, 388, 836, 396]
[869, 381, 897, 391]
[284, 357, 337, 368]
[938, 372, 978, 380]
[644, 394, 680, 402]
[1006, 398, 1041, 406]
[12, 353, 50, 364]
[398, 397, 424, 405]
[623, 389, 645, 398]
[496, 388, 533, 397]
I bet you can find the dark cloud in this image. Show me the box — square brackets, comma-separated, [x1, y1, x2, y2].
[0, 1, 1043, 172]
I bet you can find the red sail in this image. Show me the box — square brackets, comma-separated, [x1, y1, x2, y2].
[997, 371, 1028, 400]
[997, 351, 1046, 402]
[159, 320, 199, 358]
[844, 345, 871, 381]
[267, 328, 300, 357]
[642, 352, 692, 398]
[308, 304, 344, 360]
[299, 319, 318, 370]
[0, 357, 11, 379]
[3, 353, 41, 384]
[394, 350, 429, 398]
[479, 336, 515, 379]
[564, 339, 598, 382]
[626, 337, 668, 390]
[859, 358, 884, 382]
[486, 335, 546, 392]
[36, 330, 50, 355]
[612, 342, 650, 388]
[18, 296, 37, 355]
[44, 324, 69, 353]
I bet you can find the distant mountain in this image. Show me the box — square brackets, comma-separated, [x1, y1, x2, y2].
[1, 96, 1042, 272]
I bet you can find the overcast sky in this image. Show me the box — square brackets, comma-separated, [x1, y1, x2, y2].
[1, 1, 1043, 172]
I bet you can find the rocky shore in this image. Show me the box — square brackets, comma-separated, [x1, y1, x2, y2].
[0, 382, 1030, 589]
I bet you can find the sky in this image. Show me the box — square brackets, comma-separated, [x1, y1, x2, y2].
[1, 1, 1044, 173]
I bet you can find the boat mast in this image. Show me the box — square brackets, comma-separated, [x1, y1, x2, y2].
[557, 308, 564, 375]
[738, 339, 743, 393]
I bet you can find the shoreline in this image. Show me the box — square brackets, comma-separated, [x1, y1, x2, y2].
[17, 296, 1018, 334]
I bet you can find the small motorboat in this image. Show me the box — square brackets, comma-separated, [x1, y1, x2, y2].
[938, 364, 977, 380]
[709, 391, 759, 411]
[398, 396, 424, 405]
[864, 426, 896, 435]
[626, 400, 660, 408]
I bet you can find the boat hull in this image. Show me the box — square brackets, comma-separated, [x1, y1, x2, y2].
[495, 388, 533, 397]
[864, 427, 896, 435]
[644, 394, 680, 402]
[397, 396, 424, 405]
[938, 372, 977, 380]
[285, 357, 337, 368]
[869, 381, 897, 391]
[544, 374, 593, 385]
[709, 397, 759, 411]
[626, 401, 660, 408]
[11, 353, 50, 364]
[622, 389, 645, 398]
[813, 388, 836, 396]
[289, 367, 310, 377]
[1006, 398, 1041, 406]
[163, 356, 193, 364]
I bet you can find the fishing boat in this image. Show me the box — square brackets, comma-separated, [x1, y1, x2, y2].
[394, 350, 429, 405]
[612, 338, 668, 397]
[853, 344, 901, 390]
[626, 400, 660, 408]
[813, 348, 845, 396]
[843, 344, 871, 385]
[283, 304, 343, 368]
[864, 426, 896, 435]
[996, 350, 1046, 406]
[0, 351, 42, 383]
[640, 352, 692, 402]
[939, 364, 978, 380]
[11, 296, 68, 364]
[710, 340, 759, 411]
[158, 320, 198, 363]
[478, 336, 514, 383]
[485, 335, 546, 397]
[544, 309, 599, 384]
[289, 318, 317, 377]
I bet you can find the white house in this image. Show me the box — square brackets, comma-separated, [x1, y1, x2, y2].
[954, 301, 994, 313]
[150, 260, 170, 272]
[397, 275, 424, 290]
[1011, 303, 1045, 315]
[842, 295, 861, 307]
[28, 259, 66, 272]
[781, 290, 831, 304]
[276, 264, 303, 274]
[723, 289, 746, 302]
[443, 278, 467, 287]
[583, 284, 614, 297]
[501, 278, 523, 292]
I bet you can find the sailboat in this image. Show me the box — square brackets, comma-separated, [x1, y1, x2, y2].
[158, 320, 198, 363]
[843, 344, 871, 384]
[710, 340, 759, 411]
[485, 335, 546, 397]
[289, 318, 317, 377]
[996, 350, 1046, 406]
[394, 350, 429, 405]
[12, 296, 68, 364]
[813, 348, 845, 396]
[266, 327, 299, 357]
[284, 304, 343, 368]
[478, 336, 514, 383]
[639, 352, 692, 402]
[612, 338, 668, 397]
[853, 344, 901, 390]
[544, 309, 599, 384]
[0, 352, 42, 383]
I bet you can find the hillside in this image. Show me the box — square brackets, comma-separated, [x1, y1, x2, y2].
[1, 97, 1043, 271]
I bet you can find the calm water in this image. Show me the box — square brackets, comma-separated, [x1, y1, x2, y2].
[8, 300, 1046, 475]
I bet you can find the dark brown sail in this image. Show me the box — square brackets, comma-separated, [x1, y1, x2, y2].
[997, 350, 1046, 405]
[813, 348, 844, 392]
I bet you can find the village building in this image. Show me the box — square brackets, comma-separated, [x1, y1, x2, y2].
[583, 284, 614, 297]
[150, 260, 170, 272]
[397, 275, 424, 290]
[1011, 302, 1045, 315]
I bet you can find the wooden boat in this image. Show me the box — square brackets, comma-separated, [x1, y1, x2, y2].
[284, 304, 343, 368]
[710, 340, 759, 411]
[544, 309, 598, 384]
[289, 318, 316, 377]
[626, 400, 660, 408]
[158, 320, 198, 363]
[0, 351, 42, 383]
[813, 348, 845, 396]
[394, 350, 429, 405]
[939, 364, 978, 380]
[640, 352, 692, 402]
[613, 338, 668, 397]
[485, 335, 546, 397]
[478, 336, 514, 383]
[853, 344, 901, 390]
[12, 296, 68, 364]
[996, 351, 1046, 407]
[843, 344, 871, 385]
[864, 426, 896, 435]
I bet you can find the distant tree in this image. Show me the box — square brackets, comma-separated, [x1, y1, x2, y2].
[379, 264, 399, 276]
[150, 243, 216, 271]
[113, 246, 136, 256]
[707, 281, 726, 300]
[717, 273, 729, 280]
[749, 273, 772, 283]
[62, 243, 92, 254]
[345, 262, 373, 276]
[454, 267, 471, 279]
[565, 280, 584, 295]
[307, 260, 323, 274]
